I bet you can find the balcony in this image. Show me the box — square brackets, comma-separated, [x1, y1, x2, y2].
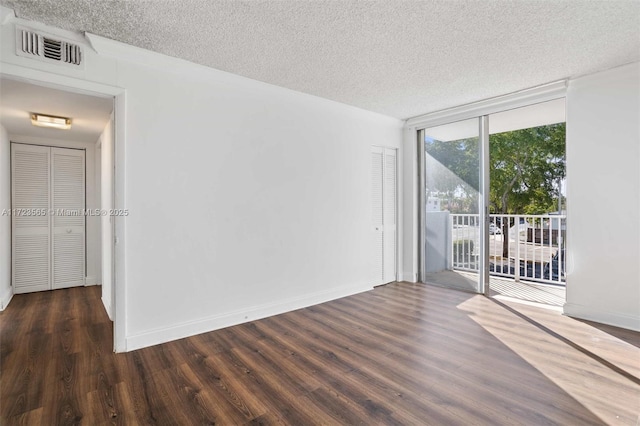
[453, 214, 566, 284]
[425, 212, 566, 305]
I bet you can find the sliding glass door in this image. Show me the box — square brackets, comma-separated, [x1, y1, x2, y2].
[418, 98, 566, 300]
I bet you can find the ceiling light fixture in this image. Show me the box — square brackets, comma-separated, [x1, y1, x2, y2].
[31, 113, 72, 130]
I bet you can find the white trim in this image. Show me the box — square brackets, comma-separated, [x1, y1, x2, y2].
[86, 33, 184, 70]
[85, 276, 99, 285]
[402, 126, 419, 283]
[112, 92, 126, 352]
[479, 116, 490, 295]
[0, 286, 13, 311]
[563, 303, 640, 332]
[405, 80, 567, 130]
[1, 5, 15, 24]
[0, 63, 121, 97]
[400, 272, 417, 282]
[102, 296, 113, 321]
[417, 128, 425, 283]
[396, 141, 403, 283]
[126, 283, 373, 351]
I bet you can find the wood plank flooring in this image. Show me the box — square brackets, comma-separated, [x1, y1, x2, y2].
[1, 283, 638, 425]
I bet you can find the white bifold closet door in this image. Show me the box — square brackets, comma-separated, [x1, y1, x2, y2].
[51, 147, 86, 289]
[371, 146, 397, 285]
[11, 144, 51, 293]
[11, 143, 86, 294]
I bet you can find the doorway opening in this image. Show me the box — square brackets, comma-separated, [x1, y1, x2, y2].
[487, 101, 566, 306]
[419, 98, 566, 308]
[0, 76, 117, 340]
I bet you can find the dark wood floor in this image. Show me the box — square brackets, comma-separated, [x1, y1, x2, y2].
[1, 283, 639, 425]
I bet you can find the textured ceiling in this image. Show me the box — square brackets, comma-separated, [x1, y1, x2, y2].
[2, 0, 639, 119]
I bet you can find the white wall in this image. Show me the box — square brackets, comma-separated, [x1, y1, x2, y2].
[0, 12, 403, 350]
[564, 62, 640, 331]
[117, 60, 402, 349]
[7, 135, 102, 287]
[0, 124, 11, 310]
[99, 118, 114, 319]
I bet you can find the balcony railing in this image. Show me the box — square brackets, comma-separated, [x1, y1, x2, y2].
[451, 213, 566, 285]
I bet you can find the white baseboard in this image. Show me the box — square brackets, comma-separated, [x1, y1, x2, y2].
[0, 286, 13, 311]
[125, 282, 373, 351]
[400, 272, 418, 283]
[563, 303, 640, 332]
[85, 276, 100, 286]
[101, 296, 113, 321]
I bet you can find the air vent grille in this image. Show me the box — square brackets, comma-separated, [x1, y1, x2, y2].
[18, 29, 82, 66]
[21, 30, 41, 55]
[43, 37, 61, 60]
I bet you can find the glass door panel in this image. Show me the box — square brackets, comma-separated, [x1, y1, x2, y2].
[486, 99, 567, 305]
[422, 118, 482, 292]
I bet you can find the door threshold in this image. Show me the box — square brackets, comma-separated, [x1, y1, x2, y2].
[492, 294, 564, 312]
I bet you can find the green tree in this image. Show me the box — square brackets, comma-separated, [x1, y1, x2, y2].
[425, 137, 479, 213]
[489, 123, 565, 216]
[424, 123, 565, 215]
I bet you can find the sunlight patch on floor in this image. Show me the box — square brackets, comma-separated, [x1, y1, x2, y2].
[456, 296, 640, 425]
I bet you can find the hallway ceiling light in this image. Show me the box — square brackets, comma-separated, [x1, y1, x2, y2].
[31, 113, 72, 130]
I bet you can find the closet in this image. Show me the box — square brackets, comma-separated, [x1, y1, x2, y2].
[12, 143, 86, 293]
[371, 146, 397, 285]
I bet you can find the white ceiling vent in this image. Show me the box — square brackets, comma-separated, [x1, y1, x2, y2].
[15, 26, 83, 68]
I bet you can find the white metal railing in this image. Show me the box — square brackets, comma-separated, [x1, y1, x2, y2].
[451, 214, 481, 272]
[451, 213, 566, 285]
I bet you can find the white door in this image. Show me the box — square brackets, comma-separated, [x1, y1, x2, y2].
[372, 147, 384, 285]
[11, 144, 51, 293]
[382, 148, 397, 283]
[371, 147, 397, 285]
[11, 143, 86, 293]
[51, 147, 86, 289]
